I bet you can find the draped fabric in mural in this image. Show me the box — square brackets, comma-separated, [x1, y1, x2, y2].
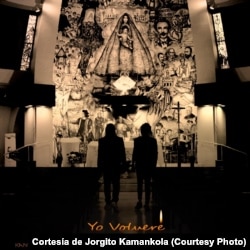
[52, 0, 197, 165]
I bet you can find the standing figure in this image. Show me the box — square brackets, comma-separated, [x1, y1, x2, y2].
[55, 130, 63, 168]
[176, 57, 190, 80]
[115, 116, 129, 139]
[132, 123, 158, 211]
[97, 124, 126, 212]
[77, 110, 94, 143]
[94, 13, 155, 77]
[94, 112, 105, 140]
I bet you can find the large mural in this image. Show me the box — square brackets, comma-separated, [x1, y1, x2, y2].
[52, 0, 197, 165]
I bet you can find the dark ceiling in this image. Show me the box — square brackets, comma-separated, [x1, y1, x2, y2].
[207, 0, 248, 9]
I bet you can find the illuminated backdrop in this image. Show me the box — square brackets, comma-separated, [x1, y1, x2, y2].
[52, 0, 197, 164]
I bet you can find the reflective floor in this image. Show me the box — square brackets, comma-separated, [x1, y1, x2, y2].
[76, 192, 164, 235]
[76, 189, 250, 236]
[1, 167, 250, 248]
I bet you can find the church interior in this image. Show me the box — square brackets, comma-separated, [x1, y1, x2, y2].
[0, 0, 250, 246]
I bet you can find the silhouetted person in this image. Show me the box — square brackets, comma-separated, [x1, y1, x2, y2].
[55, 130, 63, 168]
[132, 123, 158, 211]
[97, 124, 126, 212]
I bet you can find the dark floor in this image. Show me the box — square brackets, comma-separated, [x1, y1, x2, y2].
[1, 167, 250, 248]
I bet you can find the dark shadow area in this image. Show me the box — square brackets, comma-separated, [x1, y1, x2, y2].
[153, 167, 250, 234]
[1, 166, 250, 247]
[0, 167, 100, 237]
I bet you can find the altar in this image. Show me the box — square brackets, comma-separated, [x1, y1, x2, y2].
[85, 141, 164, 167]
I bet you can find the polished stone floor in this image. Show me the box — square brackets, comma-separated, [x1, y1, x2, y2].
[76, 192, 163, 235]
[1, 167, 250, 248]
[76, 188, 250, 235]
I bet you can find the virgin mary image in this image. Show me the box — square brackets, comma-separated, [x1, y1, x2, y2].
[94, 13, 155, 79]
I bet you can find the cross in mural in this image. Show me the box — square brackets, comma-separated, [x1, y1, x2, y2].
[52, 0, 197, 166]
[172, 101, 185, 167]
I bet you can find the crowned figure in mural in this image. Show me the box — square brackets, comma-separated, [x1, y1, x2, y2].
[93, 13, 155, 93]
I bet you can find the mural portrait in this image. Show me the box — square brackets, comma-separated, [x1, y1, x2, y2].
[52, 0, 197, 165]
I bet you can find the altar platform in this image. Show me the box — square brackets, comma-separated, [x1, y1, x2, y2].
[86, 141, 165, 168]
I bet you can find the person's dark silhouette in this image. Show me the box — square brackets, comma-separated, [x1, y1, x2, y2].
[97, 123, 126, 212]
[55, 130, 63, 168]
[132, 123, 158, 211]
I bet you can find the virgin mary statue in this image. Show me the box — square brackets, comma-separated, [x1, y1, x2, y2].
[94, 13, 155, 77]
